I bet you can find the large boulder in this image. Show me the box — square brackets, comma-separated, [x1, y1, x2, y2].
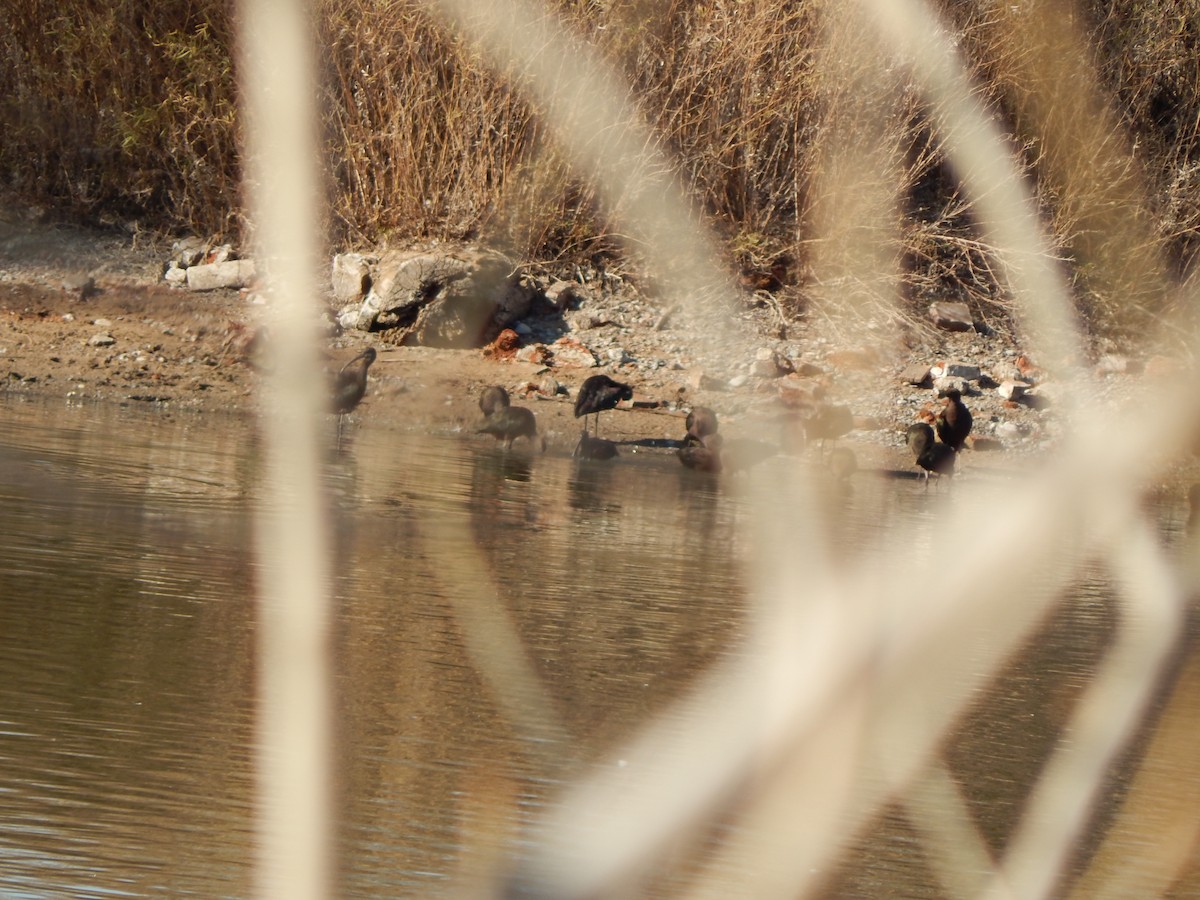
[341, 248, 534, 348]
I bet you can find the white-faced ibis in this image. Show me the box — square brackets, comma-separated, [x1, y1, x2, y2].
[677, 433, 722, 473]
[805, 386, 854, 455]
[573, 432, 619, 460]
[574, 374, 632, 436]
[828, 446, 858, 483]
[332, 347, 377, 415]
[479, 384, 511, 417]
[685, 406, 719, 441]
[906, 422, 955, 486]
[935, 388, 973, 451]
[479, 406, 546, 452]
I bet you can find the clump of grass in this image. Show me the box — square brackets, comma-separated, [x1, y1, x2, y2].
[0, 1, 239, 236]
[3, 0, 1200, 346]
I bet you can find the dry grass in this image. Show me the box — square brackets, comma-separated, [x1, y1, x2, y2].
[4, 1, 1200, 341]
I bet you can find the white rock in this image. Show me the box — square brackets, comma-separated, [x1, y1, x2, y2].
[331, 253, 371, 304]
[929, 301, 973, 331]
[186, 259, 256, 291]
[997, 380, 1029, 401]
[550, 341, 597, 368]
[945, 363, 981, 381]
[164, 262, 188, 285]
[88, 333, 116, 347]
[933, 375, 968, 395]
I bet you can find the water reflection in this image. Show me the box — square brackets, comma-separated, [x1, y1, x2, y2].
[1, 397, 1197, 898]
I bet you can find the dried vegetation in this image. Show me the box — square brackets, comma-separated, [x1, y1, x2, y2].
[3, 0, 1200, 343]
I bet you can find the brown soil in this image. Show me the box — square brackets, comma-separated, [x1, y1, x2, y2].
[0, 212, 709, 451]
[0, 209, 1162, 476]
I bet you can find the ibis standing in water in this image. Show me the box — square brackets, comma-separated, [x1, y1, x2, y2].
[479, 384, 510, 417]
[332, 347, 376, 445]
[678, 432, 723, 473]
[574, 374, 632, 436]
[479, 406, 546, 452]
[685, 406, 719, 442]
[906, 422, 955, 487]
[805, 386, 854, 456]
[332, 347, 377, 416]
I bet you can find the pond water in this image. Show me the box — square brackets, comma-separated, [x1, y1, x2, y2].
[1, 396, 1196, 898]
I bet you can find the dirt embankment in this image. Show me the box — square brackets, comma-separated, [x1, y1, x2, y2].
[0, 211, 1161, 475]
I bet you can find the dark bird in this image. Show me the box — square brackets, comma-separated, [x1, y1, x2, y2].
[906, 423, 955, 486]
[935, 388, 973, 451]
[479, 384, 511, 417]
[685, 406, 719, 441]
[805, 386, 854, 455]
[828, 446, 858, 483]
[574, 374, 633, 436]
[332, 347, 377, 416]
[479, 406, 546, 452]
[573, 433, 619, 461]
[677, 433, 722, 473]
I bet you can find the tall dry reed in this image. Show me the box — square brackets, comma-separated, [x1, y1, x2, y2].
[3, 0, 1200, 339]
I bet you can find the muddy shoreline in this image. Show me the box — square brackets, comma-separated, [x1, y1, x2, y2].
[0, 212, 1177, 484]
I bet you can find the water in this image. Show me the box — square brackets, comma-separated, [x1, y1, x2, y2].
[1, 397, 1196, 898]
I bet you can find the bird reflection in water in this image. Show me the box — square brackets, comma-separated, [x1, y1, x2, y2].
[568, 458, 620, 513]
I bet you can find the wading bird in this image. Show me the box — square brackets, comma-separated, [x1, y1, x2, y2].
[935, 388, 973, 451]
[805, 386, 854, 456]
[574, 374, 632, 436]
[678, 433, 723, 473]
[685, 406, 719, 442]
[828, 446, 858, 484]
[332, 347, 377, 416]
[906, 423, 955, 486]
[479, 384, 510, 417]
[479, 406, 546, 452]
